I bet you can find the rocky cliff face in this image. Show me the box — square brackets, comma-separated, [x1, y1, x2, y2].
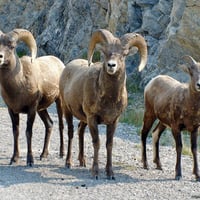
[0, 0, 199, 87]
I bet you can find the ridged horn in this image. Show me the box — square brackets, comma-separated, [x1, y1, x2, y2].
[88, 29, 116, 66]
[8, 29, 37, 62]
[120, 33, 148, 71]
[182, 55, 196, 66]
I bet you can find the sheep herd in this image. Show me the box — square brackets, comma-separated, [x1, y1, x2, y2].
[0, 28, 199, 181]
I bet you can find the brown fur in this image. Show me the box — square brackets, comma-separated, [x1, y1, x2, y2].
[59, 29, 147, 179]
[141, 56, 200, 181]
[0, 30, 65, 166]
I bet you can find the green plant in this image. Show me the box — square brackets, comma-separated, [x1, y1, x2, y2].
[81, 51, 101, 62]
[17, 49, 27, 58]
[120, 107, 144, 128]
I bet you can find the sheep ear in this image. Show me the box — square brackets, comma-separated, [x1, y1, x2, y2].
[180, 55, 197, 74]
[182, 55, 197, 66]
[178, 64, 190, 74]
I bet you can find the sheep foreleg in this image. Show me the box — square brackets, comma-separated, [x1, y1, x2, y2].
[172, 129, 182, 180]
[106, 122, 117, 180]
[26, 110, 36, 166]
[88, 117, 99, 179]
[8, 108, 20, 165]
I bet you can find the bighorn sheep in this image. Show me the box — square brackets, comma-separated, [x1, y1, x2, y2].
[0, 29, 65, 166]
[59, 29, 147, 179]
[141, 55, 200, 181]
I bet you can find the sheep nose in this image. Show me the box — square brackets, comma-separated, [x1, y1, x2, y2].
[197, 82, 200, 88]
[0, 52, 4, 65]
[108, 63, 116, 68]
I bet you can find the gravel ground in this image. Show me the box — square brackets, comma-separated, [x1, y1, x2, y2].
[0, 106, 200, 200]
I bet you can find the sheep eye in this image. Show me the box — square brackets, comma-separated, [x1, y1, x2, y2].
[7, 41, 14, 49]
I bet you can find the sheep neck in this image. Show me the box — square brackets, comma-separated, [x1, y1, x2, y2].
[188, 83, 200, 107]
[98, 67, 126, 102]
[0, 57, 25, 97]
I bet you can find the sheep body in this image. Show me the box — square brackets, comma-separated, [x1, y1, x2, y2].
[60, 59, 127, 123]
[0, 29, 65, 166]
[60, 29, 147, 179]
[1, 56, 64, 112]
[141, 56, 200, 181]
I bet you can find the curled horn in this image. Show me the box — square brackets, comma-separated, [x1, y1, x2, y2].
[88, 29, 116, 66]
[120, 33, 148, 71]
[8, 29, 37, 62]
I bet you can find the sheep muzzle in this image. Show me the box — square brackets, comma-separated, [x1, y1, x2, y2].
[106, 60, 118, 74]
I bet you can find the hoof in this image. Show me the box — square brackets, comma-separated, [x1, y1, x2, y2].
[143, 164, 149, 170]
[10, 159, 18, 165]
[175, 175, 182, 181]
[65, 163, 71, 169]
[195, 176, 200, 181]
[79, 160, 86, 167]
[155, 166, 163, 170]
[40, 152, 48, 160]
[59, 148, 65, 158]
[27, 155, 34, 166]
[27, 161, 34, 167]
[10, 155, 19, 165]
[107, 175, 115, 180]
[59, 153, 64, 158]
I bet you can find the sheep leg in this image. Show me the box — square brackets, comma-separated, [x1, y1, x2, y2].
[37, 109, 53, 160]
[65, 112, 74, 168]
[8, 108, 20, 165]
[55, 98, 64, 158]
[78, 121, 87, 167]
[152, 121, 166, 170]
[141, 113, 156, 169]
[190, 129, 200, 181]
[26, 110, 36, 166]
[88, 117, 100, 179]
[172, 129, 182, 180]
[105, 122, 117, 180]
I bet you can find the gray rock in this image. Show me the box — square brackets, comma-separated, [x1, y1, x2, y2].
[0, 0, 199, 87]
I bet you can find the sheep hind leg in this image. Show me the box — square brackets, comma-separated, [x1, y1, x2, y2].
[105, 122, 117, 180]
[152, 121, 166, 170]
[55, 98, 64, 158]
[141, 113, 156, 170]
[190, 129, 200, 181]
[8, 108, 20, 165]
[65, 111, 74, 168]
[37, 109, 53, 160]
[78, 121, 87, 167]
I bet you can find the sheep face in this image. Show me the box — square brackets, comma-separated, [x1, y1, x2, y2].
[102, 42, 127, 75]
[181, 56, 200, 92]
[0, 35, 16, 68]
[103, 52, 126, 75]
[188, 63, 200, 92]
